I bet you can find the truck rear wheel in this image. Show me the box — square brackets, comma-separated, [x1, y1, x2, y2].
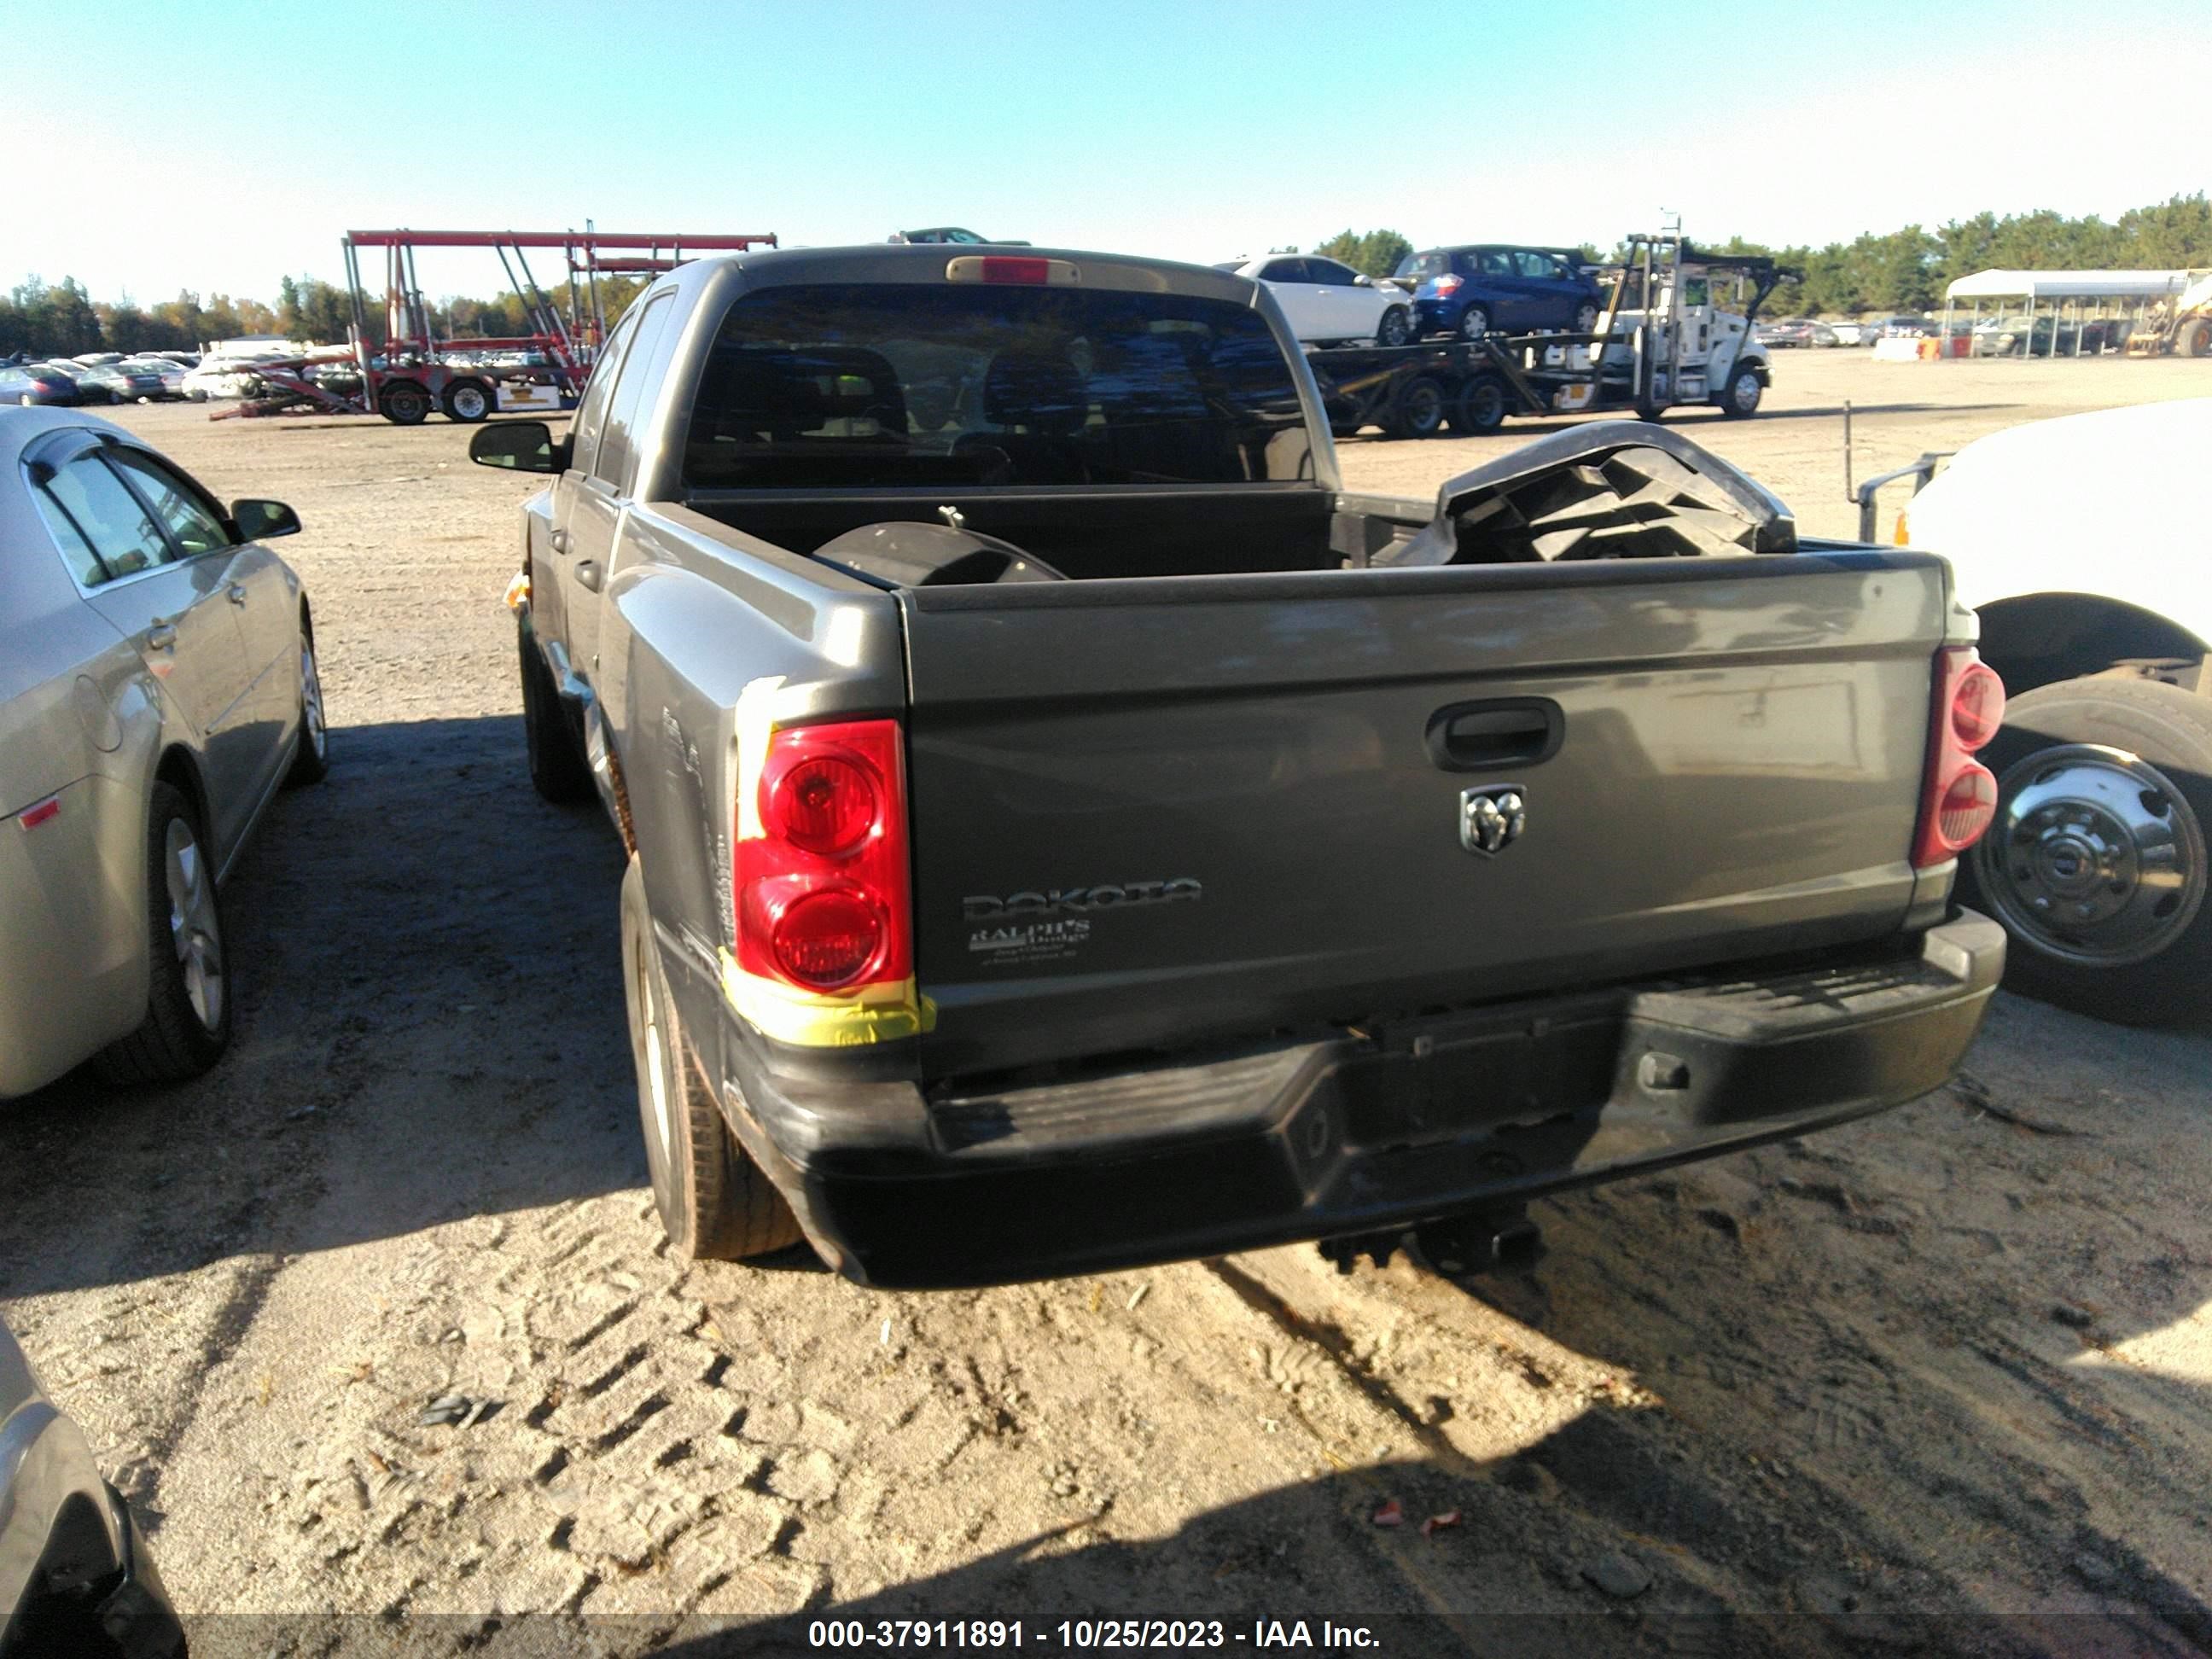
[1960, 676, 2212, 1022]
[622, 858, 804, 1261]
[2180, 318, 2211, 358]
[379, 381, 432, 425]
[1447, 375, 1510, 435]
[1383, 375, 1447, 439]
[442, 378, 494, 422]
[518, 614, 594, 803]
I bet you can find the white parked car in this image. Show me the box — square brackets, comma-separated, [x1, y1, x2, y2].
[180, 355, 277, 401]
[1829, 319, 1868, 346]
[1213, 255, 1413, 347]
[1898, 399, 2212, 1022]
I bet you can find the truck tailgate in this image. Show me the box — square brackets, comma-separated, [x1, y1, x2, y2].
[900, 551, 1951, 1079]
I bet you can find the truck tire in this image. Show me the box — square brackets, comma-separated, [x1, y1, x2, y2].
[1447, 375, 1510, 435]
[1455, 305, 1492, 342]
[622, 858, 804, 1260]
[518, 615, 593, 804]
[2180, 318, 2211, 358]
[1959, 676, 2212, 1022]
[442, 379, 494, 422]
[379, 381, 432, 425]
[93, 782, 231, 1086]
[1382, 375, 1447, 439]
[1720, 364, 1763, 418]
[1377, 306, 1412, 347]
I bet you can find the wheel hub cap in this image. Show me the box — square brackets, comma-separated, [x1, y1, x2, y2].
[1979, 743, 2205, 963]
[166, 819, 224, 1030]
[302, 645, 326, 756]
[641, 965, 674, 1155]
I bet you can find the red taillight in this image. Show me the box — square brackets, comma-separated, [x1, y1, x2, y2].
[736, 719, 911, 994]
[1912, 647, 2005, 869]
[1433, 274, 1462, 294]
[771, 886, 886, 988]
[767, 752, 878, 857]
[1949, 661, 2005, 748]
[981, 256, 1050, 285]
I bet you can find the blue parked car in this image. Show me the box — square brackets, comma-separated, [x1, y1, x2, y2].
[1395, 245, 1604, 341]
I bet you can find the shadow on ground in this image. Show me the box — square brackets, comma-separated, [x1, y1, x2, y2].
[0, 715, 637, 1300]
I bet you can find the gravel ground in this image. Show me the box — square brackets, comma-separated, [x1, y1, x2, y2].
[3, 355, 2209, 1656]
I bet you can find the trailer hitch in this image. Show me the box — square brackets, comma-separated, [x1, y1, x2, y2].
[1316, 1206, 1545, 1279]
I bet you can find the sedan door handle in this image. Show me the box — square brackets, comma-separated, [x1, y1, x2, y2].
[549, 529, 571, 554]
[228, 584, 250, 605]
[147, 622, 178, 649]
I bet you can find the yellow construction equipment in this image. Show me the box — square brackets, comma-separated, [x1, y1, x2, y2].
[2126, 271, 2212, 357]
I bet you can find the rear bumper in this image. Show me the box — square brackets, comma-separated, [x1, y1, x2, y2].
[724, 912, 2004, 1289]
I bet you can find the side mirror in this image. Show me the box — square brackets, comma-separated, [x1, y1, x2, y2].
[1353, 273, 1371, 286]
[231, 498, 300, 540]
[469, 420, 563, 474]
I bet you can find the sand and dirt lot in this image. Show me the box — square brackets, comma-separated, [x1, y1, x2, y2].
[3, 351, 2209, 1656]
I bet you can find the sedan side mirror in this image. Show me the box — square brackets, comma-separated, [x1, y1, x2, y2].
[1353, 273, 1371, 286]
[231, 498, 301, 540]
[469, 420, 565, 474]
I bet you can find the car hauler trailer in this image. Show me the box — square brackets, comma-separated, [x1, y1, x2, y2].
[1311, 236, 1794, 439]
[212, 227, 777, 424]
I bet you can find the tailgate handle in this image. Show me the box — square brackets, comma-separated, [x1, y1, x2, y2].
[1427, 698, 1563, 771]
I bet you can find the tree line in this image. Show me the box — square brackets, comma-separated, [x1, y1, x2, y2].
[1, 271, 650, 359]
[8, 195, 2208, 358]
[1298, 194, 2212, 316]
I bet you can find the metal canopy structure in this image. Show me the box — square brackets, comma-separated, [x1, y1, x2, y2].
[1943, 268, 2188, 301]
[1940, 268, 2191, 359]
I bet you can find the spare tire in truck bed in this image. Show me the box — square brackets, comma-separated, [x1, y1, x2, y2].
[814, 520, 1068, 587]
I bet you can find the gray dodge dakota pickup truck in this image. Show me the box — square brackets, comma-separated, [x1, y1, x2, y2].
[471, 245, 2006, 1289]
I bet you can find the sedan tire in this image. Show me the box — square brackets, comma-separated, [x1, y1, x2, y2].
[1377, 307, 1412, 347]
[622, 857, 803, 1260]
[1961, 677, 2212, 1023]
[1456, 306, 1492, 342]
[285, 616, 330, 786]
[93, 782, 231, 1086]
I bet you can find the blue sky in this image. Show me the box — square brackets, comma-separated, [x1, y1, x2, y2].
[9, 0, 2209, 304]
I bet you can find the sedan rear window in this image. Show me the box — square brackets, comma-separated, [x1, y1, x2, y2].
[685, 282, 1312, 489]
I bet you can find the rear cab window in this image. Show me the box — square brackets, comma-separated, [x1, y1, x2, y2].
[683, 282, 1313, 491]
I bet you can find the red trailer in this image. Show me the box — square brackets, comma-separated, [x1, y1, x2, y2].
[216, 226, 776, 423]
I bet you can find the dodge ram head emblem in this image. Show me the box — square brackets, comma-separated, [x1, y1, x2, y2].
[1458, 787, 1527, 857]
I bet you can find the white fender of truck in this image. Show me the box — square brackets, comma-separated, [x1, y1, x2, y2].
[1901, 399, 2212, 643]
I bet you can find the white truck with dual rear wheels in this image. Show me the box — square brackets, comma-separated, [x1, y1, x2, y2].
[1898, 397, 2212, 1021]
